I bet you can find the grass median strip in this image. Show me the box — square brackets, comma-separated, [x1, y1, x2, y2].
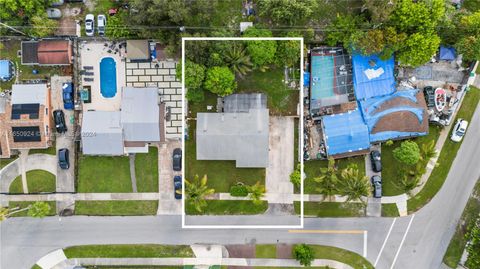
[8, 201, 56, 217]
[75, 201, 158, 216]
[408, 87, 480, 213]
[186, 200, 268, 215]
[381, 203, 400, 217]
[29, 147, 56, 155]
[64, 244, 194, 258]
[308, 245, 374, 269]
[255, 244, 277, 258]
[443, 178, 480, 268]
[295, 201, 365, 217]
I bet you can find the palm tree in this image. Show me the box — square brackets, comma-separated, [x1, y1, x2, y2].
[421, 140, 437, 160]
[314, 157, 339, 201]
[185, 175, 215, 213]
[224, 44, 253, 77]
[248, 181, 266, 205]
[339, 164, 370, 204]
[0, 202, 51, 221]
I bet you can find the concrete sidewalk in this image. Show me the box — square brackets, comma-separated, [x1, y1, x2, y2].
[0, 192, 160, 202]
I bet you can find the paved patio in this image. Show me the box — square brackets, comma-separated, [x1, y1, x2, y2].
[125, 60, 182, 139]
[79, 41, 126, 111]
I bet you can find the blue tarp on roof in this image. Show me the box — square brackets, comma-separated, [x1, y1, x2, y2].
[439, 46, 456, 61]
[322, 109, 370, 155]
[352, 54, 396, 100]
[0, 60, 11, 80]
[304, 72, 310, 87]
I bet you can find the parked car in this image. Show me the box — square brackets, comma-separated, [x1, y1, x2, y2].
[371, 175, 382, 198]
[172, 148, 182, 171]
[174, 175, 182, 200]
[85, 14, 95, 36]
[53, 110, 67, 133]
[97, 14, 106, 36]
[370, 150, 382, 172]
[451, 119, 469, 142]
[51, 0, 64, 6]
[423, 86, 435, 108]
[62, 82, 74, 110]
[46, 8, 62, 19]
[58, 148, 70, 169]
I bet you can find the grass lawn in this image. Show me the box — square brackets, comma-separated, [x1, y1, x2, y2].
[31, 265, 42, 269]
[296, 202, 366, 217]
[64, 244, 194, 258]
[308, 245, 374, 269]
[255, 244, 276, 258]
[8, 201, 56, 217]
[185, 121, 265, 192]
[408, 87, 480, 213]
[135, 147, 159, 192]
[237, 67, 299, 116]
[381, 203, 400, 217]
[0, 40, 65, 91]
[187, 90, 218, 118]
[0, 157, 16, 169]
[9, 170, 56, 194]
[75, 201, 158, 216]
[29, 146, 56, 155]
[381, 124, 442, 196]
[302, 156, 366, 194]
[78, 155, 132, 193]
[186, 200, 268, 215]
[443, 179, 480, 268]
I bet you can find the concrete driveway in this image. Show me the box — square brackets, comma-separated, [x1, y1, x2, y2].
[50, 76, 76, 213]
[265, 117, 294, 204]
[365, 144, 381, 217]
[156, 139, 182, 215]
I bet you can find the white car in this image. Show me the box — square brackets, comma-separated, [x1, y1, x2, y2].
[450, 119, 468, 142]
[46, 8, 62, 19]
[85, 14, 95, 36]
[97, 15, 106, 36]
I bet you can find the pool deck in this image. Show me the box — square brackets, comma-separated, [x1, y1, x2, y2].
[80, 41, 125, 111]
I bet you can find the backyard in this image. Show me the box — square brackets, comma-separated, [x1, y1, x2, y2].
[185, 121, 265, 193]
[9, 170, 56, 194]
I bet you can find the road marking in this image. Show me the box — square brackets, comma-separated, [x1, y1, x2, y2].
[390, 214, 415, 269]
[374, 218, 397, 266]
[363, 231, 368, 258]
[288, 230, 365, 234]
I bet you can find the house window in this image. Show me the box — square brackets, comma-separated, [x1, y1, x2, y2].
[46, 107, 48, 115]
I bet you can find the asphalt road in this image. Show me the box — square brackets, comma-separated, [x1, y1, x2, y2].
[1, 102, 479, 269]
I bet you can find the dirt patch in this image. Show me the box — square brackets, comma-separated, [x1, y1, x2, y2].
[56, 5, 83, 36]
[225, 244, 255, 258]
[276, 243, 293, 259]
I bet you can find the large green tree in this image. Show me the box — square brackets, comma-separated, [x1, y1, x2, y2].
[293, 244, 315, 267]
[397, 32, 440, 67]
[363, 0, 396, 23]
[257, 0, 318, 26]
[314, 158, 339, 201]
[456, 36, 480, 61]
[339, 164, 370, 204]
[276, 32, 302, 67]
[243, 28, 278, 69]
[390, 0, 444, 34]
[224, 44, 253, 77]
[204, 66, 236, 96]
[176, 61, 206, 102]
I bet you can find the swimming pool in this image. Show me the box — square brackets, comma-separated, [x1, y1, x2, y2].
[311, 55, 335, 100]
[100, 57, 117, 98]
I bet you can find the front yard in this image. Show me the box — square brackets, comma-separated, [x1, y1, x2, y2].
[185, 122, 265, 193]
[78, 155, 132, 193]
[135, 147, 159, 192]
[302, 156, 366, 194]
[9, 170, 56, 194]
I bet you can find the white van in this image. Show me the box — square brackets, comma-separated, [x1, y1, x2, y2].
[97, 15, 106, 36]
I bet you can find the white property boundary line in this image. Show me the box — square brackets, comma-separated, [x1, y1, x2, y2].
[181, 36, 304, 229]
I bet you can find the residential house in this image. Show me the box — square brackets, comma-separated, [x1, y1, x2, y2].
[21, 40, 73, 66]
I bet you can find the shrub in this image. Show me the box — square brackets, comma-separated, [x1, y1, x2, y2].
[230, 183, 249, 197]
[290, 165, 301, 187]
[293, 244, 314, 267]
[385, 140, 394, 146]
[393, 141, 421, 166]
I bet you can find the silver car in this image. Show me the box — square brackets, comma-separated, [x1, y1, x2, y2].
[47, 8, 62, 19]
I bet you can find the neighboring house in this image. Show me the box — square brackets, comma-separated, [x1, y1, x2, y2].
[196, 93, 269, 168]
[81, 87, 162, 155]
[126, 40, 150, 62]
[0, 84, 52, 158]
[21, 40, 73, 65]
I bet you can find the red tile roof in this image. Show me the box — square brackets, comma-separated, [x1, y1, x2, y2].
[37, 40, 72, 65]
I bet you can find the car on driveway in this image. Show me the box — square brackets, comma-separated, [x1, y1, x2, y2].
[85, 14, 95, 36]
[174, 175, 182, 200]
[371, 175, 382, 198]
[53, 110, 67, 133]
[370, 150, 382, 172]
[173, 148, 182, 171]
[97, 14, 106, 36]
[58, 148, 70, 169]
[451, 119, 468, 142]
[423, 86, 435, 108]
[62, 82, 74, 110]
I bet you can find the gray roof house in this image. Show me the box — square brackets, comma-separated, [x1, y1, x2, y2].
[81, 87, 162, 155]
[196, 94, 269, 168]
